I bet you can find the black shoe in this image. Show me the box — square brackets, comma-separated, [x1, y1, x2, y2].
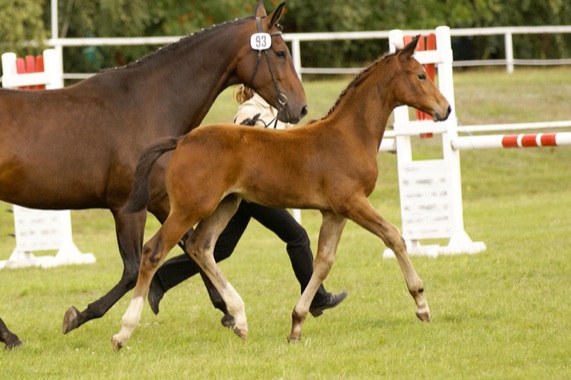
[148, 279, 165, 315]
[309, 291, 348, 317]
[220, 313, 235, 328]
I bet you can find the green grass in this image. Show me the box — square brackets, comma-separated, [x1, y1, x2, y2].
[1, 67, 571, 379]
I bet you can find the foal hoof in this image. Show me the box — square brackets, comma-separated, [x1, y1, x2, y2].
[287, 335, 301, 343]
[111, 337, 123, 351]
[233, 327, 248, 340]
[62, 306, 81, 334]
[416, 311, 431, 322]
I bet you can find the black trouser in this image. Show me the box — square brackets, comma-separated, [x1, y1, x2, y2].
[153, 201, 330, 308]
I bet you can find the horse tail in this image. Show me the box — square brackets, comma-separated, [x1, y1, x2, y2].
[123, 137, 179, 213]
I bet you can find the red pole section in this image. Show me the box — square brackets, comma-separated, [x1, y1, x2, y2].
[35, 55, 45, 90]
[452, 132, 571, 150]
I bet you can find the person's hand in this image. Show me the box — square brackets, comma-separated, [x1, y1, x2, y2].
[240, 113, 261, 126]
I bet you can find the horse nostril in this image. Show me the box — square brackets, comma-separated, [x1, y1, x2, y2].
[447, 105, 452, 117]
[300, 105, 308, 119]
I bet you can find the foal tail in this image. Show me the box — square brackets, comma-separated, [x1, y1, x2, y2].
[123, 137, 179, 213]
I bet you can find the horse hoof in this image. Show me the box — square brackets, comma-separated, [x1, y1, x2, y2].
[4, 335, 23, 350]
[62, 306, 81, 334]
[233, 327, 248, 340]
[287, 334, 301, 343]
[111, 337, 123, 351]
[416, 311, 430, 322]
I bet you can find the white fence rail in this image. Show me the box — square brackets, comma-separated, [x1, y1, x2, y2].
[41, 25, 571, 80]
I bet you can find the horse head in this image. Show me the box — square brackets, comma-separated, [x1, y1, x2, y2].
[235, 1, 307, 124]
[394, 36, 451, 122]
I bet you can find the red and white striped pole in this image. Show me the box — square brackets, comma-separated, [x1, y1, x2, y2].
[452, 132, 571, 150]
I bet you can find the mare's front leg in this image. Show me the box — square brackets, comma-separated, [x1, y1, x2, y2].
[288, 211, 346, 342]
[348, 197, 430, 322]
[0, 318, 22, 350]
[111, 209, 194, 350]
[63, 209, 147, 334]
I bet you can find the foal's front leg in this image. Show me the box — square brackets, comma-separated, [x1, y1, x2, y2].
[288, 211, 346, 342]
[349, 197, 430, 322]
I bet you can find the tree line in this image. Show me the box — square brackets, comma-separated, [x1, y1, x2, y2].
[1, 0, 570, 75]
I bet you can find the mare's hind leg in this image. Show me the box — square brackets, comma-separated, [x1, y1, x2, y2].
[288, 211, 346, 342]
[348, 197, 430, 322]
[0, 318, 22, 349]
[112, 208, 196, 350]
[63, 209, 147, 334]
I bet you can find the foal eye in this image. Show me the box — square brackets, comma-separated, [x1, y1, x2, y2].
[418, 73, 427, 80]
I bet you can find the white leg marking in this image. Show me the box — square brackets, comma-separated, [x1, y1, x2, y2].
[112, 296, 145, 349]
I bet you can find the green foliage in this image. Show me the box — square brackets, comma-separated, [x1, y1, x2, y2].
[0, 1, 571, 80]
[0, 0, 47, 54]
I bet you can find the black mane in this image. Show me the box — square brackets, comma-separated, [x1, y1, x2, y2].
[314, 50, 396, 122]
[113, 16, 255, 71]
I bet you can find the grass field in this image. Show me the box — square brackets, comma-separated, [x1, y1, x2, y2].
[1, 67, 570, 379]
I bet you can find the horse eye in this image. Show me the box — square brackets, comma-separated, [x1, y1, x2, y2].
[418, 73, 426, 80]
[275, 51, 286, 59]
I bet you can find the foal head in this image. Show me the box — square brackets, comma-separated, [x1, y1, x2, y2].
[390, 36, 451, 121]
[234, 1, 307, 124]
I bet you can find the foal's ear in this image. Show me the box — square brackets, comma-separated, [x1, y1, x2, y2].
[267, 2, 286, 28]
[255, 0, 267, 17]
[400, 35, 420, 59]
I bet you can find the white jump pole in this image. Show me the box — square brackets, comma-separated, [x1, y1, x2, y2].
[383, 26, 486, 258]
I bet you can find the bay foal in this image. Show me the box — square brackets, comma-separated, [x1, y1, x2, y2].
[113, 36, 451, 349]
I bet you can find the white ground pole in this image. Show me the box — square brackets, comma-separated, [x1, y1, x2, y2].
[0, 49, 94, 269]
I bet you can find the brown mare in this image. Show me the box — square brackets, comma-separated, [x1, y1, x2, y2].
[113, 36, 451, 350]
[0, 1, 306, 348]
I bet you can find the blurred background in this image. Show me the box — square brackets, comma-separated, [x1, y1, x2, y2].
[1, 0, 570, 77]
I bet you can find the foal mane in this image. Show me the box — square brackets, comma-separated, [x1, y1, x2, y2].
[112, 16, 255, 71]
[312, 50, 397, 123]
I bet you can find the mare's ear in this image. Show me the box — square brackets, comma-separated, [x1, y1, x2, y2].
[267, 2, 286, 28]
[399, 35, 420, 59]
[255, 1, 267, 17]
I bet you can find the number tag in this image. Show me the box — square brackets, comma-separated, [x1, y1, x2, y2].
[250, 33, 272, 50]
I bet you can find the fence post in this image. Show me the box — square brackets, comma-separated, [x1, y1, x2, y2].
[505, 31, 514, 74]
[291, 37, 302, 80]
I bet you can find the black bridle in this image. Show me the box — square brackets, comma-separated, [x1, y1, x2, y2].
[246, 17, 289, 118]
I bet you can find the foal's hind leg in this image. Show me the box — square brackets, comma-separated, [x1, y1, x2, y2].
[288, 211, 346, 342]
[148, 193, 230, 320]
[63, 209, 147, 334]
[112, 210, 195, 350]
[185, 196, 248, 338]
[348, 197, 430, 322]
